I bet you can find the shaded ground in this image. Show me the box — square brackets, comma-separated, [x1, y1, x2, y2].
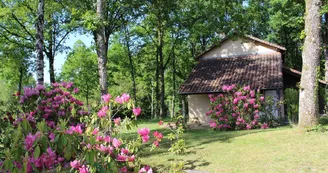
[125, 120, 328, 173]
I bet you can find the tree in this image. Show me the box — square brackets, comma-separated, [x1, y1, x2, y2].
[61, 40, 98, 105]
[0, 0, 76, 84]
[299, 0, 322, 127]
[36, 0, 45, 85]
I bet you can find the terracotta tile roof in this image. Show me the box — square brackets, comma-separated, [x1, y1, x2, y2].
[179, 53, 283, 94]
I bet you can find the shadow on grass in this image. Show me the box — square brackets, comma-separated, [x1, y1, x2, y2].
[121, 122, 292, 171]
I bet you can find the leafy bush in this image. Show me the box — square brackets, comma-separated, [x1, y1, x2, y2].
[284, 88, 299, 124]
[0, 82, 161, 173]
[207, 85, 270, 130]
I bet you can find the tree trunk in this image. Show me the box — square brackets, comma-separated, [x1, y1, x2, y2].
[158, 29, 165, 118]
[49, 54, 55, 83]
[324, 13, 328, 81]
[36, 0, 44, 85]
[95, 0, 108, 96]
[299, 0, 322, 128]
[18, 67, 23, 95]
[172, 44, 176, 117]
[155, 44, 160, 119]
[124, 27, 137, 105]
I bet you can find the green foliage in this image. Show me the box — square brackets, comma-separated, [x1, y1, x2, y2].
[260, 96, 282, 127]
[60, 40, 99, 105]
[284, 88, 299, 124]
[169, 160, 185, 173]
[166, 115, 186, 154]
[306, 124, 328, 132]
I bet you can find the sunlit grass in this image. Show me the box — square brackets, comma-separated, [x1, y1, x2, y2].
[129, 120, 328, 173]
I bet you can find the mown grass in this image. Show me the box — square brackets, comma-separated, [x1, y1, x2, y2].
[124, 120, 328, 173]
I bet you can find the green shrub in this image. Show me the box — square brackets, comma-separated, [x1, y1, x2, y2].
[284, 88, 299, 124]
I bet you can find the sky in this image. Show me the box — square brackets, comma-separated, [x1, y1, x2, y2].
[43, 33, 92, 83]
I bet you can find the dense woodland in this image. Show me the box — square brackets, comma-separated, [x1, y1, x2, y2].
[0, 0, 327, 119]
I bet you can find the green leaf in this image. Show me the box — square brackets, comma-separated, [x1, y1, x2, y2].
[64, 143, 72, 160]
[62, 135, 68, 146]
[4, 159, 13, 171]
[34, 145, 41, 158]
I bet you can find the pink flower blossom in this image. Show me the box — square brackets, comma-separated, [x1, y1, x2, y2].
[96, 136, 103, 142]
[250, 90, 255, 97]
[49, 132, 55, 142]
[112, 138, 122, 148]
[138, 127, 150, 136]
[121, 93, 130, 102]
[243, 85, 250, 91]
[73, 87, 79, 93]
[117, 154, 127, 162]
[24, 133, 40, 151]
[36, 84, 45, 91]
[120, 166, 128, 173]
[260, 96, 265, 101]
[158, 120, 163, 126]
[248, 99, 255, 105]
[128, 155, 135, 162]
[102, 94, 111, 103]
[210, 121, 217, 128]
[261, 123, 269, 129]
[132, 107, 142, 116]
[222, 85, 228, 91]
[114, 117, 121, 126]
[246, 124, 252, 130]
[70, 125, 83, 134]
[142, 135, 150, 143]
[233, 98, 239, 105]
[115, 93, 130, 104]
[97, 106, 108, 118]
[244, 103, 249, 109]
[153, 131, 163, 140]
[92, 128, 99, 135]
[153, 140, 159, 147]
[254, 114, 260, 119]
[66, 82, 73, 89]
[121, 148, 129, 155]
[79, 165, 89, 173]
[70, 160, 81, 169]
[253, 104, 259, 109]
[235, 91, 243, 96]
[104, 135, 111, 143]
[139, 166, 153, 173]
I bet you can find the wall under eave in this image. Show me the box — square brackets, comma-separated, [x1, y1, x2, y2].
[200, 38, 279, 60]
[187, 94, 211, 126]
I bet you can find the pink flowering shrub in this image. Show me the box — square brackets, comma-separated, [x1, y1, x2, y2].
[207, 84, 269, 130]
[0, 82, 160, 173]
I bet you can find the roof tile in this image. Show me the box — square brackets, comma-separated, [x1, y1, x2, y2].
[179, 53, 283, 94]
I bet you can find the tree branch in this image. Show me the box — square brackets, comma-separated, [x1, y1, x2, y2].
[11, 13, 35, 40]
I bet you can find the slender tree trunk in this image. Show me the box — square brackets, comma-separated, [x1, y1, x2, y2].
[124, 27, 137, 105]
[47, 14, 56, 84]
[324, 13, 328, 81]
[95, 0, 108, 96]
[36, 0, 44, 85]
[155, 44, 160, 119]
[172, 44, 176, 117]
[18, 67, 23, 95]
[158, 29, 165, 118]
[299, 0, 322, 128]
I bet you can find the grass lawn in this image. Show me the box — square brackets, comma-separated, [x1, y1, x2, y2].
[124, 121, 328, 173]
